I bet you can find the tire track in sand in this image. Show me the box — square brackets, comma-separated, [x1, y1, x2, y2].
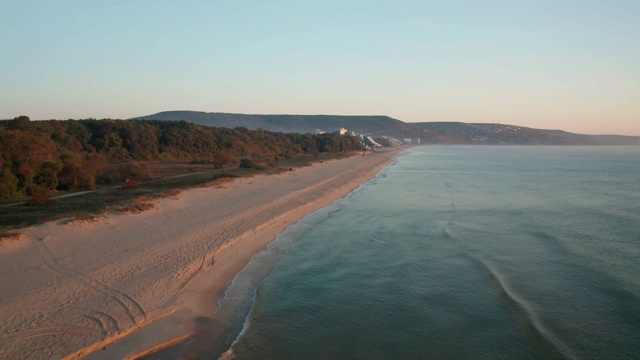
[1, 326, 92, 348]
[25, 230, 147, 327]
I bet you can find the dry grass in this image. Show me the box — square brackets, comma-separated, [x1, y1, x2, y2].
[64, 214, 110, 227]
[0, 230, 23, 245]
[136, 189, 182, 202]
[108, 189, 181, 215]
[159, 189, 181, 199]
[114, 202, 156, 215]
[105, 162, 218, 179]
[267, 167, 290, 175]
[143, 162, 220, 178]
[203, 176, 235, 188]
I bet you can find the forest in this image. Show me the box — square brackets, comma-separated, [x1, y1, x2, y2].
[0, 116, 363, 201]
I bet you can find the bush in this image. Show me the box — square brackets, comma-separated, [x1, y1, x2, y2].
[29, 186, 53, 205]
[78, 174, 96, 190]
[117, 163, 152, 182]
[239, 158, 254, 169]
[214, 152, 233, 169]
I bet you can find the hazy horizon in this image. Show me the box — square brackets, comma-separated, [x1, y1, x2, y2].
[1, 1, 638, 136]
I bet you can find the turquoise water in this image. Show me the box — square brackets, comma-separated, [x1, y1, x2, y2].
[151, 146, 640, 359]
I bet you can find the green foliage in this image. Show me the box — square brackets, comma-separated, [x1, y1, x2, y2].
[0, 166, 19, 200]
[0, 117, 364, 201]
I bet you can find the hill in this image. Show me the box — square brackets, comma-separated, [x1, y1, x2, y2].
[136, 111, 640, 146]
[135, 111, 415, 138]
[411, 122, 640, 145]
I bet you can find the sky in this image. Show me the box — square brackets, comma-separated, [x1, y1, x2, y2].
[1, 0, 638, 135]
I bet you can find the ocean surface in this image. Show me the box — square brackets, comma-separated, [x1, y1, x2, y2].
[155, 146, 640, 360]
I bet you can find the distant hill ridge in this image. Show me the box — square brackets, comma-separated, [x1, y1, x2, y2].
[135, 111, 640, 146]
[134, 111, 412, 136]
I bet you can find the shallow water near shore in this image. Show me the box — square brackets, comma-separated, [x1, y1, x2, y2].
[156, 146, 640, 359]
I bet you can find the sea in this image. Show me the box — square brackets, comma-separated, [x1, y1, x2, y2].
[151, 146, 640, 360]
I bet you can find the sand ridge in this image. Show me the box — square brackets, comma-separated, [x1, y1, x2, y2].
[0, 148, 405, 359]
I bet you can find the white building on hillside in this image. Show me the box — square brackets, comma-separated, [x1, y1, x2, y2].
[360, 135, 381, 148]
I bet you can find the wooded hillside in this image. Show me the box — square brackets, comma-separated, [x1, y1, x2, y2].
[139, 111, 640, 145]
[0, 116, 363, 201]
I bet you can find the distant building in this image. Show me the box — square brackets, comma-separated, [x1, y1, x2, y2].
[383, 136, 402, 146]
[336, 128, 348, 136]
[360, 135, 381, 147]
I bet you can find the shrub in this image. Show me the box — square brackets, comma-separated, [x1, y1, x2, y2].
[117, 163, 152, 182]
[29, 185, 53, 205]
[239, 158, 254, 169]
[213, 152, 233, 169]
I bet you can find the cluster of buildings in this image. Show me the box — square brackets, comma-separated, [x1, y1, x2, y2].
[402, 138, 421, 145]
[320, 127, 420, 148]
[360, 134, 382, 148]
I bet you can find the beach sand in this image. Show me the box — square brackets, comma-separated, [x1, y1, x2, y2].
[0, 148, 403, 360]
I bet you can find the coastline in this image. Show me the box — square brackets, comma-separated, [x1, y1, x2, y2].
[0, 147, 406, 360]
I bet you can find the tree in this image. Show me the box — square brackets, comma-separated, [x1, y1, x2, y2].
[0, 165, 19, 200]
[0, 129, 60, 197]
[58, 153, 106, 190]
[9, 116, 31, 130]
[0, 118, 364, 201]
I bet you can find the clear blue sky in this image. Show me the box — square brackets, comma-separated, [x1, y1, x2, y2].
[1, 0, 638, 135]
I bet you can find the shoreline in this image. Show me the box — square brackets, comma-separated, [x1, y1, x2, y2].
[0, 147, 407, 360]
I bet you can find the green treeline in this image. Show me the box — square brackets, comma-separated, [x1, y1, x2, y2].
[0, 116, 363, 201]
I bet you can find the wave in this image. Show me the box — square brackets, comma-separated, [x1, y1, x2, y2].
[473, 256, 577, 360]
[437, 218, 574, 358]
[213, 195, 354, 358]
[218, 277, 265, 360]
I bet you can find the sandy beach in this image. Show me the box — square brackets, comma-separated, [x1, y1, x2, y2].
[0, 147, 404, 360]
